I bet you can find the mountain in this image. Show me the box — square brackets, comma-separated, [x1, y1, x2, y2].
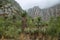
[0, 0, 23, 19]
[27, 3, 60, 21]
[27, 6, 42, 18]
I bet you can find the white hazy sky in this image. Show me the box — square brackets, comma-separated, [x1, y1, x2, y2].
[15, 0, 60, 10]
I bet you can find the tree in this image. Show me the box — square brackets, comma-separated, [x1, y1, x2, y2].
[21, 11, 27, 31]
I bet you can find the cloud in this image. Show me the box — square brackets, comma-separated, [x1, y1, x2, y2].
[15, 0, 60, 10]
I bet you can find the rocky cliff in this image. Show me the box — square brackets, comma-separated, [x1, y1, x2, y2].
[27, 3, 60, 21]
[0, 0, 23, 18]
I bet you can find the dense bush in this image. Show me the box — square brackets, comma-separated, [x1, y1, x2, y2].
[46, 16, 60, 37]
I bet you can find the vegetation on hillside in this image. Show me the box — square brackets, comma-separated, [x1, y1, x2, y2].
[0, 0, 60, 40]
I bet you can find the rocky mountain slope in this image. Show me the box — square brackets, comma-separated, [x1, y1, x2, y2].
[27, 3, 60, 21]
[0, 0, 23, 19]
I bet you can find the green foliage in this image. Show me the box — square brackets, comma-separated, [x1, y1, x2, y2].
[27, 18, 36, 28]
[21, 11, 27, 17]
[46, 16, 60, 36]
[0, 17, 22, 38]
[34, 17, 42, 28]
[24, 27, 38, 34]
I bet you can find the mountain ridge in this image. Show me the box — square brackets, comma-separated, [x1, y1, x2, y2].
[27, 3, 60, 21]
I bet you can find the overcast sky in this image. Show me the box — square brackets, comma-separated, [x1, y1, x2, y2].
[15, 0, 60, 10]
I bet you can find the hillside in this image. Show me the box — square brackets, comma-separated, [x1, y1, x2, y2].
[0, 0, 23, 19]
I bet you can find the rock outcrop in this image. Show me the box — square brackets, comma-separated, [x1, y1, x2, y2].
[0, 0, 23, 18]
[27, 3, 60, 21]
